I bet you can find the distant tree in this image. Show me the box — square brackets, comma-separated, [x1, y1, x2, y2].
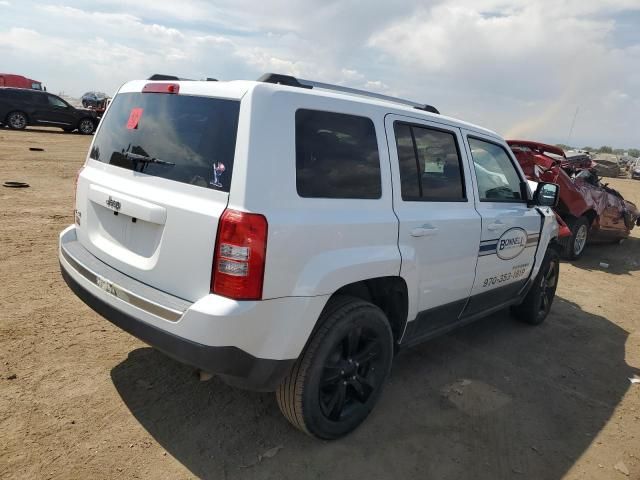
[628, 148, 640, 158]
[613, 149, 625, 156]
[599, 146, 613, 153]
[555, 143, 572, 151]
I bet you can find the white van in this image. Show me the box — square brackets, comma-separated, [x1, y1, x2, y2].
[60, 73, 560, 439]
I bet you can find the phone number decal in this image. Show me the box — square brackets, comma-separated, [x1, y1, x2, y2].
[481, 263, 529, 288]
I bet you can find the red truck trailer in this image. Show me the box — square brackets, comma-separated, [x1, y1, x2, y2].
[0, 74, 45, 91]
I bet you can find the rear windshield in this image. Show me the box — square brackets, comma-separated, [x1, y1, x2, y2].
[89, 92, 240, 192]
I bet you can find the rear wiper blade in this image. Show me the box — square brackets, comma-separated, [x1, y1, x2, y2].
[123, 151, 175, 166]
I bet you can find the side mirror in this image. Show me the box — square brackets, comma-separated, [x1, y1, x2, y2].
[533, 182, 559, 207]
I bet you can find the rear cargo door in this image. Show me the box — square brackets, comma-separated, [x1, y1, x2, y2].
[75, 85, 242, 302]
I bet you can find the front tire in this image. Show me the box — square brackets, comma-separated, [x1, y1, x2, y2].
[6, 111, 28, 130]
[559, 216, 589, 259]
[511, 248, 560, 325]
[276, 296, 394, 439]
[77, 118, 95, 135]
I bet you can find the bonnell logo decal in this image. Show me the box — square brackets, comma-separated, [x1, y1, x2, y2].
[496, 228, 528, 260]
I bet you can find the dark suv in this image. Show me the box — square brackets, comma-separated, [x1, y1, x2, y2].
[0, 88, 97, 134]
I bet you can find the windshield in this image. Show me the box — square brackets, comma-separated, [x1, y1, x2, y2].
[89, 92, 240, 192]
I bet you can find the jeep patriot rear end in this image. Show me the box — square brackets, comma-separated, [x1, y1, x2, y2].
[60, 73, 561, 439]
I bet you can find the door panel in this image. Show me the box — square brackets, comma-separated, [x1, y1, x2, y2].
[386, 114, 481, 326]
[462, 131, 542, 315]
[43, 95, 75, 125]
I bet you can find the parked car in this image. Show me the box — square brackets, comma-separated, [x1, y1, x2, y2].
[508, 140, 639, 259]
[592, 153, 621, 177]
[0, 87, 97, 134]
[60, 74, 561, 439]
[632, 163, 640, 180]
[0, 73, 44, 91]
[81, 91, 108, 109]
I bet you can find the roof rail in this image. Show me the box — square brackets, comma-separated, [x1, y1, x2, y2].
[257, 72, 439, 114]
[256, 73, 312, 89]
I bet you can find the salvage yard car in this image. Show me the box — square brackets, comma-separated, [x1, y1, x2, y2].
[60, 73, 561, 439]
[592, 153, 621, 178]
[509, 140, 639, 259]
[0, 88, 97, 134]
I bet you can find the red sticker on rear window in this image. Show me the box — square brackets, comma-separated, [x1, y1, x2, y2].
[126, 108, 143, 129]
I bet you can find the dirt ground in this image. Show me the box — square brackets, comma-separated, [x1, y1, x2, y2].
[1, 127, 639, 480]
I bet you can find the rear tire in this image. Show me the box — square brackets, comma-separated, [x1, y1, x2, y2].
[558, 216, 589, 259]
[77, 118, 95, 135]
[276, 295, 394, 439]
[511, 248, 560, 325]
[6, 111, 28, 130]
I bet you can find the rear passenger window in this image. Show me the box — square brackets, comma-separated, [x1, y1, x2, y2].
[394, 122, 466, 201]
[295, 109, 381, 199]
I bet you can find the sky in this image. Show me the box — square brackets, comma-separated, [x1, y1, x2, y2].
[1, 0, 639, 148]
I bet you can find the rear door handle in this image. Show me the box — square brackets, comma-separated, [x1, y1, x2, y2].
[410, 224, 438, 237]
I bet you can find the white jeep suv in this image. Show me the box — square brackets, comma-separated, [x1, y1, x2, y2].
[59, 73, 561, 439]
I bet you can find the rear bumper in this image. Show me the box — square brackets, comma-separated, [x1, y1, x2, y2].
[61, 266, 293, 390]
[59, 226, 327, 391]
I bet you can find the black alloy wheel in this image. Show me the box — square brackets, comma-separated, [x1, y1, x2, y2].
[277, 296, 394, 439]
[511, 248, 560, 325]
[319, 325, 387, 422]
[538, 254, 559, 318]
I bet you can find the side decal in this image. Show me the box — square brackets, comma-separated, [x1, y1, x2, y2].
[478, 231, 539, 258]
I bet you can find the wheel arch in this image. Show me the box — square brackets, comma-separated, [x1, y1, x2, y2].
[311, 276, 409, 347]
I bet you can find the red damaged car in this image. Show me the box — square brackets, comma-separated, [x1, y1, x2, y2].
[508, 140, 639, 259]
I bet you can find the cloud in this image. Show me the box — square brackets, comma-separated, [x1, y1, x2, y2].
[0, 0, 638, 147]
[368, 1, 640, 146]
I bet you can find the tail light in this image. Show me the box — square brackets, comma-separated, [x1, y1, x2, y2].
[211, 209, 268, 300]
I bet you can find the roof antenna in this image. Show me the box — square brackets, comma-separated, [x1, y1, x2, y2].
[566, 106, 579, 146]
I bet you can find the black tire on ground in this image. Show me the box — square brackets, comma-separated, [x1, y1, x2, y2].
[276, 295, 394, 440]
[558, 216, 589, 260]
[511, 248, 560, 325]
[6, 111, 28, 130]
[77, 118, 95, 135]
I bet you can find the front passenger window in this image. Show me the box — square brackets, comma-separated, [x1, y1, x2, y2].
[468, 137, 523, 202]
